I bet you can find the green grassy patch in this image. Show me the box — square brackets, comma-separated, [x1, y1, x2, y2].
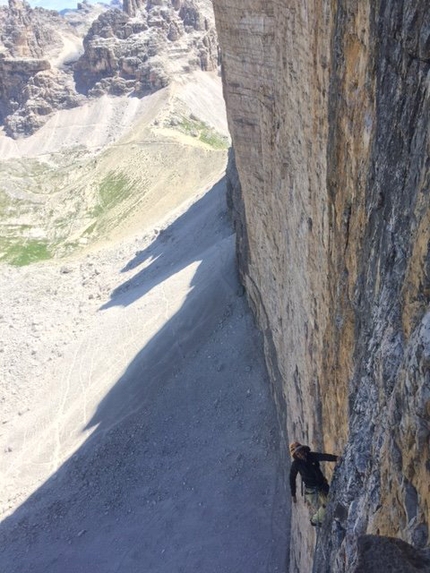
[1, 239, 52, 266]
[177, 117, 229, 149]
[98, 172, 133, 212]
[82, 171, 135, 237]
[198, 129, 229, 149]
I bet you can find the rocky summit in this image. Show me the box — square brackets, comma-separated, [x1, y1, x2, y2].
[75, 0, 218, 96]
[0, 0, 218, 138]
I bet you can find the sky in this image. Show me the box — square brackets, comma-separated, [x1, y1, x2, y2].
[0, 0, 105, 11]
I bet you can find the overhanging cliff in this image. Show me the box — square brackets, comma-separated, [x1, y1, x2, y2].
[213, 1, 430, 571]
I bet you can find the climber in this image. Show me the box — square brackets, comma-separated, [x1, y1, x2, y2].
[289, 441, 339, 527]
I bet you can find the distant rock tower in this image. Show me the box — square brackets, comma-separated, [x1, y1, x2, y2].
[123, 0, 184, 17]
[8, 0, 26, 11]
[122, 0, 145, 17]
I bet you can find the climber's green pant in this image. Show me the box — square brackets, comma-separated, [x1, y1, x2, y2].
[305, 486, 328, 526]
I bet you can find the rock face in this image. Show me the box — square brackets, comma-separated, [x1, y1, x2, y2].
[353, 535, 430, 573]
[0, 0, 92, 136]
[0, 0, 218, 137]
[0, 0, 65, 58]
[75, 0, 218, 96]
[0, 55, 82, 136]
[213, 1, 430, 572]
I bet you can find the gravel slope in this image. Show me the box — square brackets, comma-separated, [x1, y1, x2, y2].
[0, 74, 289, 572]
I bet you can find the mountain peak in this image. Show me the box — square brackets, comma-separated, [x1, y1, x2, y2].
[0, 0, 218, 138]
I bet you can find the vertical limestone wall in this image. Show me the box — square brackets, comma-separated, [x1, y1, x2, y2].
[213, 1, 430, 571]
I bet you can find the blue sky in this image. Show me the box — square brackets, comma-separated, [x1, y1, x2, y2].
[0, 0, 103, 11]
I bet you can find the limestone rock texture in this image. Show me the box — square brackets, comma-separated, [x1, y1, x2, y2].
[0, 0, 65, 58]
[75, 0, 218, 97]
[0, 0, 97, 137]
[0, 53, 83, 136]
[0, 0, 218, 137]
[213, 1, 430, 572]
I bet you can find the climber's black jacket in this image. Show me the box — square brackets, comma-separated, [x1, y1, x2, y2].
[289, 448, 338, 497]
